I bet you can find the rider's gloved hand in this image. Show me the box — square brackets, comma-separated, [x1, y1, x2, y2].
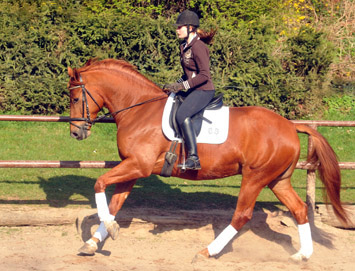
[163, 82, 184, 93]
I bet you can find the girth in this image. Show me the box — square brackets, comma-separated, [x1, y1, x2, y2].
[169, 93, 224, 138]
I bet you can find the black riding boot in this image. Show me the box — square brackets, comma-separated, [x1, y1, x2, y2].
[179, 118, 201, 170]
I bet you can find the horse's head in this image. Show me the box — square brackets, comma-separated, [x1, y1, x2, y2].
[67, 58, 166, 140]
[67, 66, 103, 140]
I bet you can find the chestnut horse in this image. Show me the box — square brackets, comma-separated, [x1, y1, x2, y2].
[67, 59, 348, 261]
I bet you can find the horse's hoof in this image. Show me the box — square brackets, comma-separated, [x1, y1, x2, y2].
[191, 248, 210, 263]
[78, 240, 98, 255]
[290, 251, 310, 262]
[104, 220, 120, 240]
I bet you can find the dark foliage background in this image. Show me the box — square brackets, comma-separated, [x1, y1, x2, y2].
[0, 0, 353, 118]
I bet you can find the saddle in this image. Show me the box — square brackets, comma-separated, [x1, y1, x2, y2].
[160, 93, 227, 177]
[169, 93, 224, 138]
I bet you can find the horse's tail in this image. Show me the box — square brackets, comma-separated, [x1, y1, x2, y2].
[295, 124, 349, 226]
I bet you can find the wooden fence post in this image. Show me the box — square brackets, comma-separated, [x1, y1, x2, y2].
[306, 124, 318, 214]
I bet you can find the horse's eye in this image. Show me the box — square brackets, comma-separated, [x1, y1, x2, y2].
[72, 98, 79, 104]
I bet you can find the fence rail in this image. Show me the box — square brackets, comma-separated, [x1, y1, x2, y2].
[0, 115, 114, 123]
[2, 115, 355, 127]
[0, 160, 353, 169]
[1, 115, 354, 211]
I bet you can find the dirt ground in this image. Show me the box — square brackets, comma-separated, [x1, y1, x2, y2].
[0, 206, 354, 271]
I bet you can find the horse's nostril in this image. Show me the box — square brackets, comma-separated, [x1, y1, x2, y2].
[71, 132, 79, 139]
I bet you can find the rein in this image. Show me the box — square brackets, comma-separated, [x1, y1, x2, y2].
[69, 76, 167, 128]
[94, 95, 167, 123]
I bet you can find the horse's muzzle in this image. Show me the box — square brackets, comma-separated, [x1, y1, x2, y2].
[70, 124, 91, 140]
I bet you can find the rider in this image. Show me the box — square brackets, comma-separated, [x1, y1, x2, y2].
[164, 10, 216, 170]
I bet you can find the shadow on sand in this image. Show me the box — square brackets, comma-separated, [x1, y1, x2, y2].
[1, 173, 337, 258]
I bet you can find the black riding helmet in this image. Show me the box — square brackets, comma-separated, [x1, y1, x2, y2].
[174, 10, 200, 27]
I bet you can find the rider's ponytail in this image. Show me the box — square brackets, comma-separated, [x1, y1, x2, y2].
[197, 28, 217, 45]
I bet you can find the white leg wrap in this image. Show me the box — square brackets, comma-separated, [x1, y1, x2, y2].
[86, 238, 97, 247]
[297, 223, 313, 258]
[95, 192, 114, 222]
[93, 222, 109, 242]
[207, 225, 238, 256]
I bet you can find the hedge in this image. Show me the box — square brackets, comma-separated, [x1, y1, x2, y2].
[0, 0, 345, 118]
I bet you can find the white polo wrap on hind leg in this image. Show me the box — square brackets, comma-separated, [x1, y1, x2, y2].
[93, 222, 109, 242]
[207, 224, 238, 256]
[95, 192, 115, 222]
[297, 223, 313, 258]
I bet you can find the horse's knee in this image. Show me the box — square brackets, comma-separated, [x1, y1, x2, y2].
[94, 177, 106, 193]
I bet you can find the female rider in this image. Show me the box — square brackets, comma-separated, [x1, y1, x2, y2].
[164, 10, 216, 170]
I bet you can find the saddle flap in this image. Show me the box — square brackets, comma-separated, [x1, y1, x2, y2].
[162, 93, 229, 144]
[169, 93, 224, 138]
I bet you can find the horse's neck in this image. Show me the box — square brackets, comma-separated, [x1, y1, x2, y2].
[111, 87, 166, 131]
[100, 76, 163, 121]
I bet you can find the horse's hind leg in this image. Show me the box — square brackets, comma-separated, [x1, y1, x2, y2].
[197, 173, 266, 259]
[78, 180, 136, 255]
[268, 177, 313, 261]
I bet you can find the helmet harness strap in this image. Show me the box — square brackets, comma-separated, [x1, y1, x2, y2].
[187, 24, 191, 41]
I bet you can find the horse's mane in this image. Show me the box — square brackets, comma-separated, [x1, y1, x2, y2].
[70, 58, 158, 89]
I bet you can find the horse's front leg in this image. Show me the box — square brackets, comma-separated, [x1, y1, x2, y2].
[79, 158, 151, 255]
[97, 178, 138, 239]
[95, 158, 151, 225]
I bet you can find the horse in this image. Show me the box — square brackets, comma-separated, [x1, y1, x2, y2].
[67, 58, 349, 261]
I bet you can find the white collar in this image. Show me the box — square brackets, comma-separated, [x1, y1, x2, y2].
[184, 33, 198, 49]
[188, 33, 197, 44]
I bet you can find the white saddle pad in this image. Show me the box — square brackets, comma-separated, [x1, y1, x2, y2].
[162, 93, 229, 144]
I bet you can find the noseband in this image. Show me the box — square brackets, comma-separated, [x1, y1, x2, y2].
[68, 76, 102, 130]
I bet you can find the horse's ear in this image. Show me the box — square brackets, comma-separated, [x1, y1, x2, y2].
[68, 66, 74, 77]
[85, 58, 97, 67]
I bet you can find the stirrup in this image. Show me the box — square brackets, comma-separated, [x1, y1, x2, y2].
[178, 156, 201, 170]
[187, 157, 201, 170]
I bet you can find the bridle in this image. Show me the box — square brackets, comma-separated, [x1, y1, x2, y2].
[68, 76, 102, 130]
[68, 75, 167, 130]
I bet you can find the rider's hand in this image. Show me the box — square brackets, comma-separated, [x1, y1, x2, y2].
[163, 82, 184, 93]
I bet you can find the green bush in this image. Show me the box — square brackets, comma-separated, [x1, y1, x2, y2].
[0, 1, 180, 114]
[284, 26, 334, 77]
[209, 18, 329, 117]
[0, 0, 351, 119]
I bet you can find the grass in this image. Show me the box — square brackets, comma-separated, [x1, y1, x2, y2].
[0, 118, 353, 211]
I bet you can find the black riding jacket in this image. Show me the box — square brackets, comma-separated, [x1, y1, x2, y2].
[179, 36, 215, 91]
